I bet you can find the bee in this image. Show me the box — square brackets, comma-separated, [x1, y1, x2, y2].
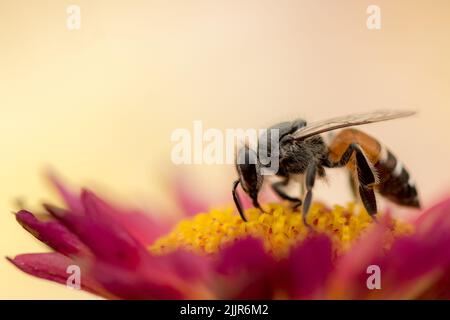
[232, 110, 420, 223]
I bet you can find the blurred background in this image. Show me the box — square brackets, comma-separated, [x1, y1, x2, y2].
[1, 0, 449, 299]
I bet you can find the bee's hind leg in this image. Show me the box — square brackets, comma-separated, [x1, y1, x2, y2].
[348, 172, 358, 200]
[358, 184, 378, 219]
[324, 143, 378, 217]
[347, 171, 378, 219]
[352, 146, 378, 217]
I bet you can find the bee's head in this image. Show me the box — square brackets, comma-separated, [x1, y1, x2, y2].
[232, 145, 264, 221]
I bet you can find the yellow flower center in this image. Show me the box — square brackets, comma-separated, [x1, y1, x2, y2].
[150, 202, 413, 259]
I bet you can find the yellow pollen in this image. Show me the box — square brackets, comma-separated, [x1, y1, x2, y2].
[149, 202, 413, 259]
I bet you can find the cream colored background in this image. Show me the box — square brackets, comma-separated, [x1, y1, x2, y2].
[1, 0, 449, 299]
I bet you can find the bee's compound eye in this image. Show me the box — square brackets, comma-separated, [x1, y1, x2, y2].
[236, 147, 263, 194]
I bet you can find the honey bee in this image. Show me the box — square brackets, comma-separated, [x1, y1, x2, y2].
[232, 110, 419, 223]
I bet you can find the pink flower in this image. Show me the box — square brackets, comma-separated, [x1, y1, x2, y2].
[8, 174, 450, 299]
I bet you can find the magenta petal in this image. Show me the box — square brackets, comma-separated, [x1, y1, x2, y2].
[285, 235, 333, 299]
[419, 267, 450, 299]
[382, 235, 450, 285]
[216, 238, 272, 274]
[91, 250, 213, 299]
[156, 250, 212, 282]
[7, 253, 106, 297]
[47, 171, 84, 214]
[91, 261, 184, 299]
[330, 199, 450, 299]
[215, 238, 277, 299]
[331, 214, 391, 296]
[113, 210, 173, 246]
[80, 189, 123, 225]
[45, 204, 145, 269]
[80, 189, 171, 246]
[377, 199, 450, 297]
[415, 195, 450, 236]
[49, 173, 171, 246]
[15, 210, 90, 257]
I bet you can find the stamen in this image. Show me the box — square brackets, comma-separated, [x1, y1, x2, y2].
[150, 202, 413, 259]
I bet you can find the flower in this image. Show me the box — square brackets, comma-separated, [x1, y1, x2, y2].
[8, 173, 450, 299]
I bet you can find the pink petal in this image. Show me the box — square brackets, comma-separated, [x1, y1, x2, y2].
[381, 235, 450, 288]
[417, 268, 450, 299]
[91, 250, 213, 299]
[15, 210, 90, 257]
[284, 235, 333, 299]
[330, 198, 450, 299]
[330, 214, 391, 298]
[112, 210, 173, 246]
[90, 261, 184, 299]
[49, 172, 171, 246]
[375, 198, 450, 298]
[415, 195, 450, 236]
[47, 170, 84, 214]
[7, 253, 109, 298]
[80, 189, 171, 246]
[215, 238, 278, 299]
[45, 204, 146, 270]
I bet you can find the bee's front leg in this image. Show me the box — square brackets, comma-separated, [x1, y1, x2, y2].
[271, 179, 302, 208]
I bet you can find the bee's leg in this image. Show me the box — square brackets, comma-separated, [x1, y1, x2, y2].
[232, 180, 247, 222]
[251, 197, 264, 213]
[299, 180, 305, 198]
[325, 143, 376, 186]
[302, 163, 317, 225]
[352, 148, 378, 217]
[359, 184, 377, 218]
[348, 172, 358, 200]
[271, 179, 302, 208]
[324, 143, 378, 217]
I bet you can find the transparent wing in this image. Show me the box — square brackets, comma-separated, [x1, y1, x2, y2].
[292, 110, 416, 140]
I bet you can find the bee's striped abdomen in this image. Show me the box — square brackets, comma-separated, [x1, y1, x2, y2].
[374, 146, 420, 208]
[328, 128, 420, 209]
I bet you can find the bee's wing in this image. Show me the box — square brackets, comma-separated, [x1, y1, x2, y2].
[292, 110, 416, 140]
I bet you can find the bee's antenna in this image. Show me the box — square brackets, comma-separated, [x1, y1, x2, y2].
[232, 180, 247, 222]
